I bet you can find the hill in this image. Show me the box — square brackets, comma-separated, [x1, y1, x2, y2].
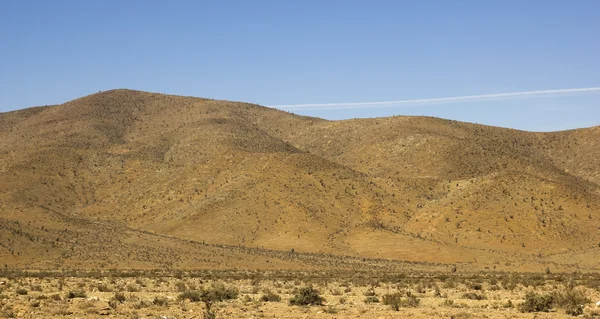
[1, 89, 598, 272]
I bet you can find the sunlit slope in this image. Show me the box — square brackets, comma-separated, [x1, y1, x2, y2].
[1, 89, 598, 270]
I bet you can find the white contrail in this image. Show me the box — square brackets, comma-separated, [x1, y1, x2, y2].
[270, 87, 600, 110]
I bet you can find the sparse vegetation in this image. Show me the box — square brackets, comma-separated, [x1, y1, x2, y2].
[259, 289, 281, 302]
[519, 291, 554, 313]
[289, 286, 324, 306]
[66, 290, 87, 299]
[382, 291, 420, 310]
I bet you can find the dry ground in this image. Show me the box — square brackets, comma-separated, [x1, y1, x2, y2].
[1, 271, 600, 318]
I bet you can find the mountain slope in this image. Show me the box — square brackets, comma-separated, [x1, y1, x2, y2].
[1, 89, 598, 271]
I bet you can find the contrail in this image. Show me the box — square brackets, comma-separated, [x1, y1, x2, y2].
[270, 87, 600, 110]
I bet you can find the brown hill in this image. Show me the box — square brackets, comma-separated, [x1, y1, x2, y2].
[1, 89, 598, 272]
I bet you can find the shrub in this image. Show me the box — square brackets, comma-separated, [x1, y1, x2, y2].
[289, 286, 324, 306]
[470, 283, 483, 291]
[324, 306, 338, 314]
[364, 296, 379, 303]
[404, 294, 420, 307]
[519, 292, 553, 313]
[178, 290, 202, 302]
[259, 289, 281, 302]
[552, 288, 590, 316]
[113, 292, 126, 303]
[152, 297, 169, 306]
[66, 290, 87, 299]
[16, 288, 28, 295]
[381, 291, 420, 310]
[205, 282, 239, 301]
[178, 283, 239, 303]
[382, 292, 402, 311]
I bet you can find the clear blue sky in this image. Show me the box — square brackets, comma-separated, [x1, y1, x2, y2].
[1, 0, 599, 131]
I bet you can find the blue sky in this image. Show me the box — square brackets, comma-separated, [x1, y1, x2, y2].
[1, 1, 599, 131]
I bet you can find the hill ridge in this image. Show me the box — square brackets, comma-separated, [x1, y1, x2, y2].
[1, 89, 598, 272]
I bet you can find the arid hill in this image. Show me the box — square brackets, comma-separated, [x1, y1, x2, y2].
[1, 89, 598, 272]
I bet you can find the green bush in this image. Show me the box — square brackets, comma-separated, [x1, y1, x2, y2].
[519, 292, 553, 313]
[289, 286, 325, 306]
[519, 288, 590, 316]
[205, 282, 239, 301]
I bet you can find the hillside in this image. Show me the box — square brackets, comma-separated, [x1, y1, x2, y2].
[1, 89, 599, 272]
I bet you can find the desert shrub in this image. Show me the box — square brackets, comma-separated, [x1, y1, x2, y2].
[178, 290, 202, 302]
[96, 283, 112, 292]
[519, 292, 553, 313]
[462, 292, 486, 300]
[324, 306, 338, 314]
[470, 283, 483, 291]
[364, 296, 379, 303]
[108, 299, 119, 310]
[66, 290, 87, 299]
[152, 297, 169, 306]
[404, 294, 420, 307]
[16, 288, 28, 295]
[382, 292, 420, 310]
[125, 284, 140, 292]
[382, 292, 402, 310]
[552, 288, 590, 316]
[289, 286, 324, 306]
[178, 283, 239, 303]
[206, 282, 239, 301]
[113, 292, 126, 303]
[259, 289, 281, 302]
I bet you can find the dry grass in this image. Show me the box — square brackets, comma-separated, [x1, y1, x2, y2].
[0, 270, 599, 318]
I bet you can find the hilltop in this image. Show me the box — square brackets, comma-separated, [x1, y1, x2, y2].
[1, 89, 599, 272]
